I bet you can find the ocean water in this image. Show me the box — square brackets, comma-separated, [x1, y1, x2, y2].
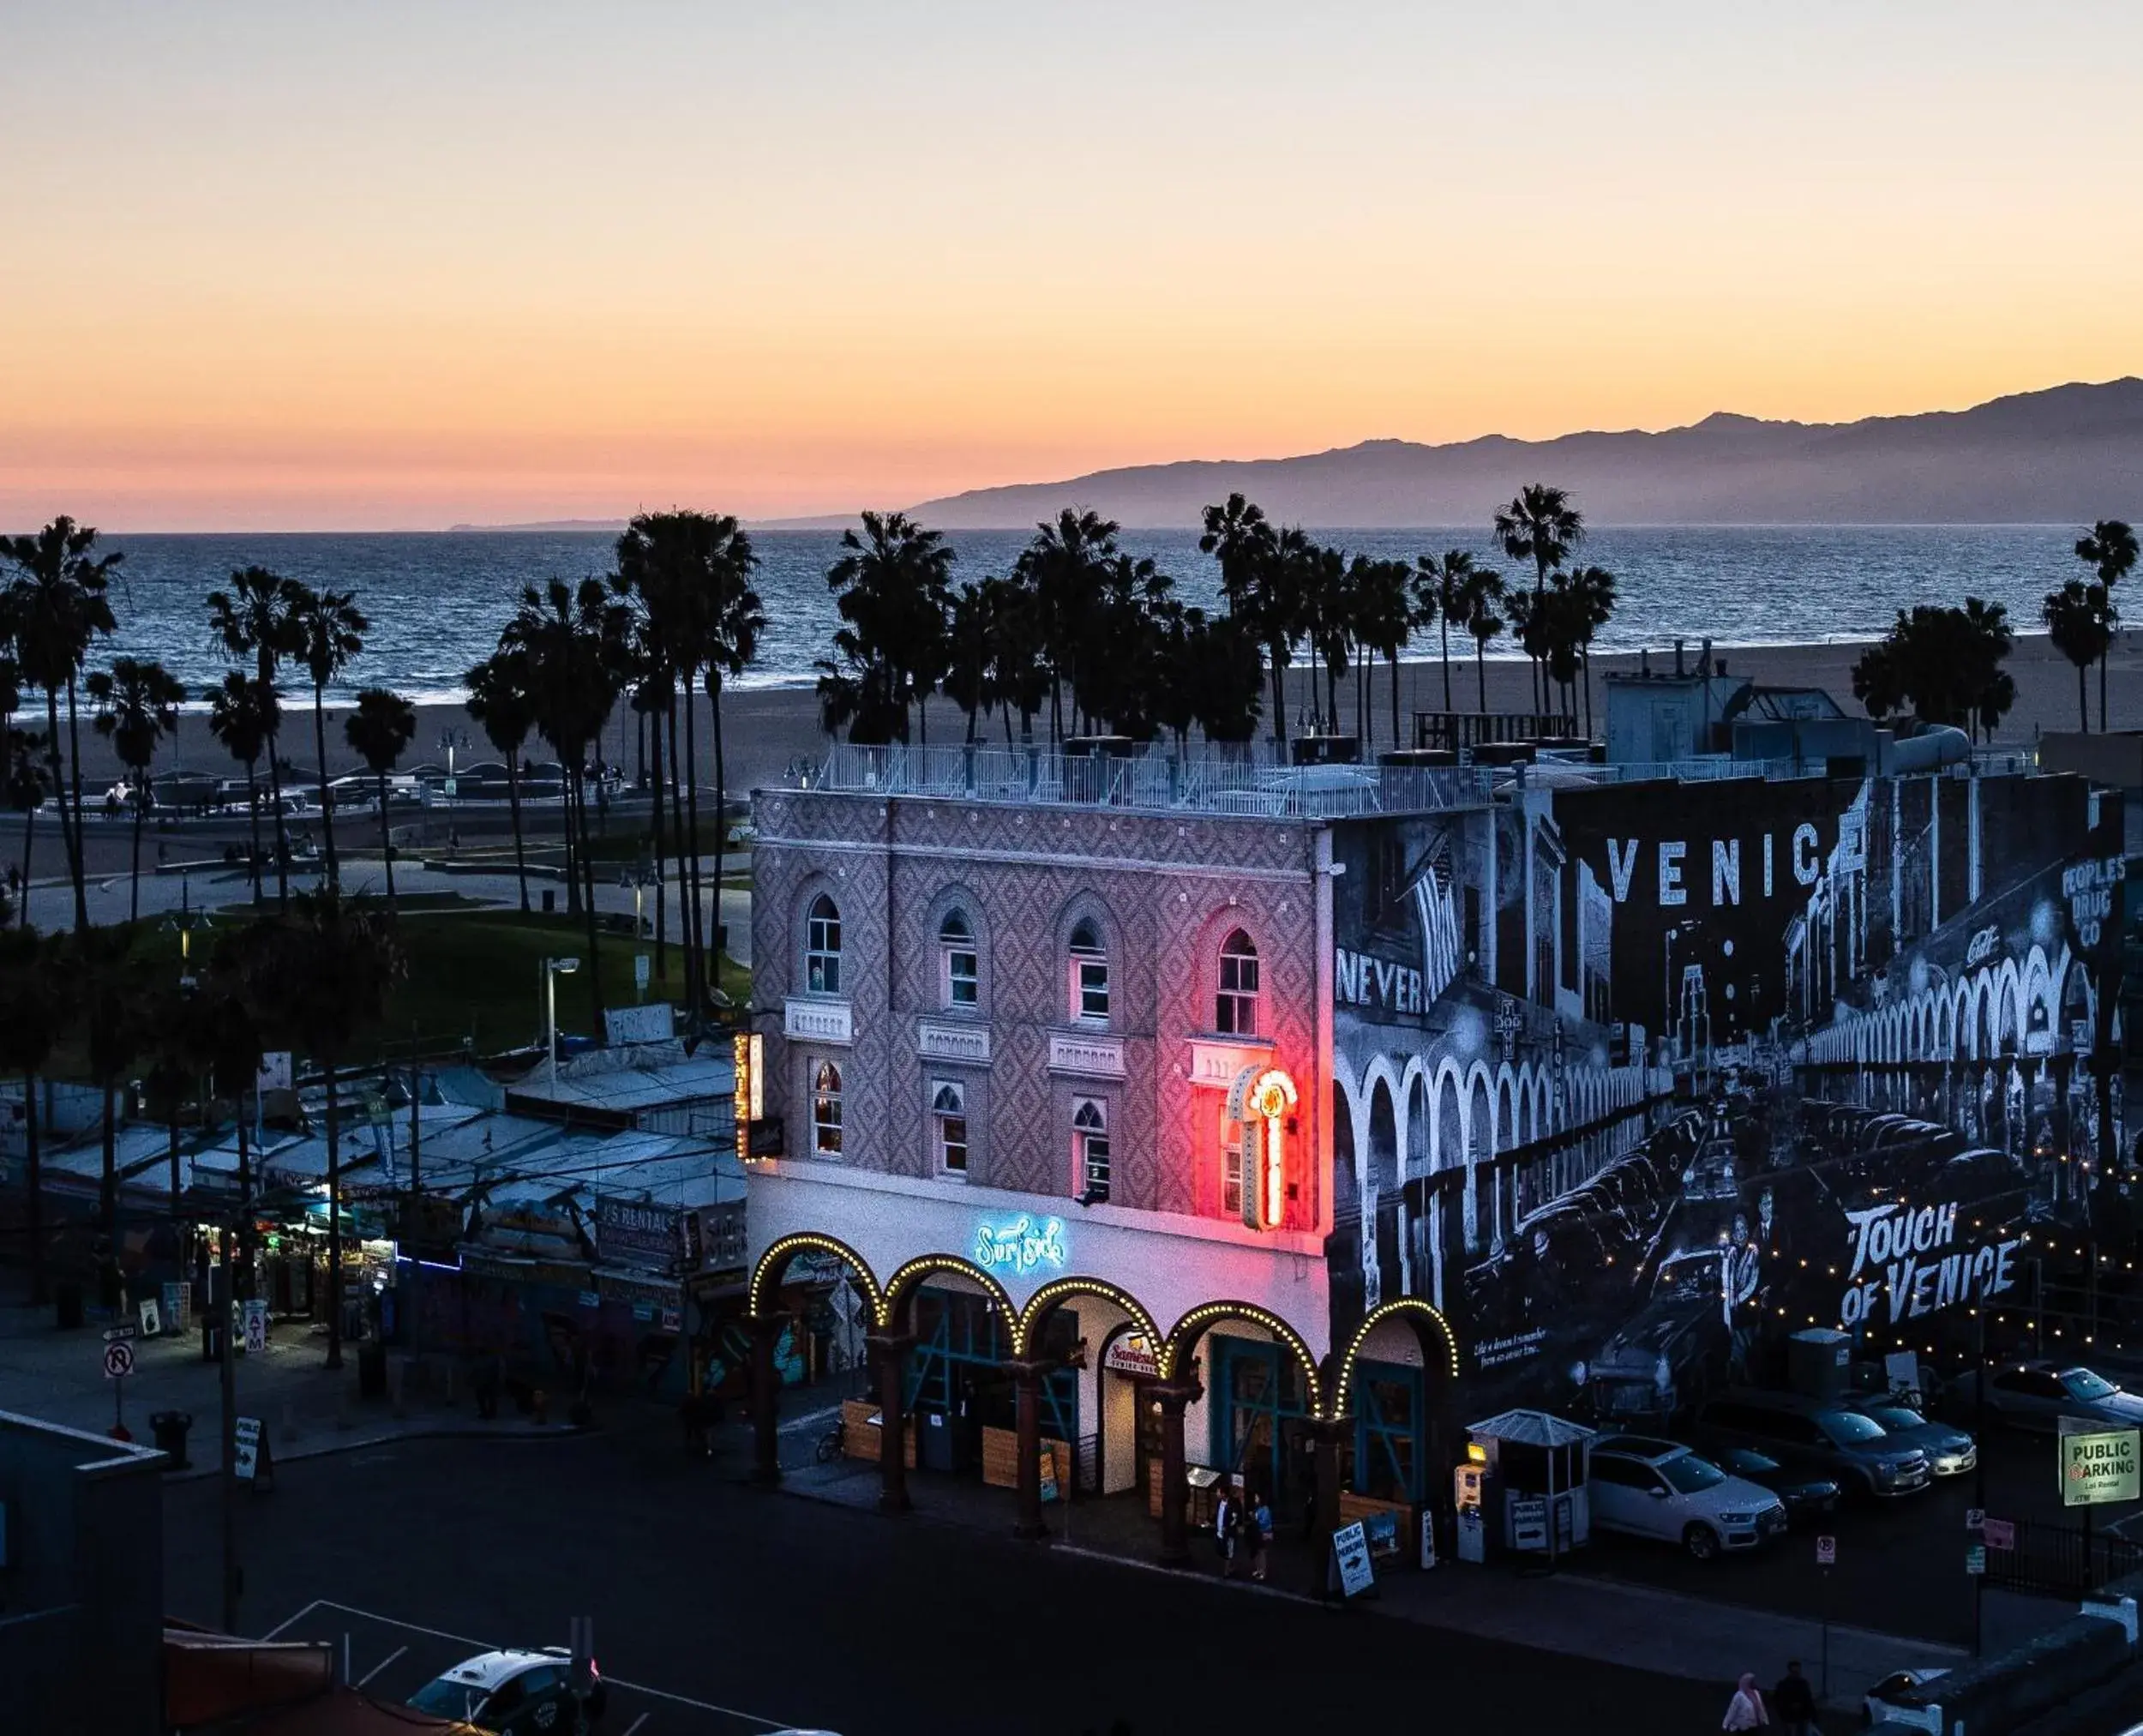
[69, 524, 2083, 707]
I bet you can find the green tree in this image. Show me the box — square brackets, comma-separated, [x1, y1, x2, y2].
[1565, 564, 1619, 738]
[3, 518, 122, 930]
[2074, 520, 2136, 732]
[1013, 509, 1119, 740]
[219, 891, 403, 1369]
[0, 615, 52, 924]
[1493, 484, 1584, 713]
[86, 657, 187, 923]
[207, 568, 305, 905]
[1460, 568, 1508, 712]
[1350, 556, 1414, 749]
[1852, 599, 2015, 739]
[464, 650, 537, 916]
[1199, 495, 1296, 750]
[208, 673, 279, 904]
[1412, 550, 1481, 714]
[2043, 579, 2114, 731]
[344, 688, 417, 905]
[0, 927, 71, 1301]
[76, 926, 151, 1304]
[288, 586, 369, 886]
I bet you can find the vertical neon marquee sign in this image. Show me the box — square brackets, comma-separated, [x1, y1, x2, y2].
[1228, 1066, 1298, 1230]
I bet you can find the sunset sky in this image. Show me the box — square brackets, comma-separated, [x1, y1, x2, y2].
[5, 2, 2140, 530]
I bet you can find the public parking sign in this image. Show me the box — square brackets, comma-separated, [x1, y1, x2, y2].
[2061, 1426, 2141, 1507]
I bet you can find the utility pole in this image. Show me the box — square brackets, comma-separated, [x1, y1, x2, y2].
[219, 1210, 239, 1632]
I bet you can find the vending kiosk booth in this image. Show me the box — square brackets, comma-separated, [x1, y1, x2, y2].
[1463, 1410, 1595, 1562]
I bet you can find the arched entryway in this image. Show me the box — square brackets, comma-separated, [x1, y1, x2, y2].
[1017, 1276, 1166, 1503]
[1164, 1302, 1326, 1516]
[1332, 1298, 1463, 1512]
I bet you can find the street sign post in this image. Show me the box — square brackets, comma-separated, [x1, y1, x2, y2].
[1965, 1508, 1984, 1532]
[1330, 1520, 1376, 1599]
[1982, 1517, 2017, 1550]
[1966, 1545, 1986, 1576]
[1815, 1535, 1836, 1565]
[232, 1415, 273, 1489]
[102, 1338, 135, 1379]
[2061, 1426, 2140, 1507]
[102, 1330, 135, 1439]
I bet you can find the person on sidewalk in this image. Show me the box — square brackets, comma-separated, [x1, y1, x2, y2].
[1250, 1491, 1274, 1583]
[1772, 1661, 1816, 1736]
[1722, 1673, 1768, 1732]
[1214, 1487, 1240, 1577]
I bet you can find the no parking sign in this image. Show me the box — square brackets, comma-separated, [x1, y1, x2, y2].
[1816, 1535, 1836, 1566]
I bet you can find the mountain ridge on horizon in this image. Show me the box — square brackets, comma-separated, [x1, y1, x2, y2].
[441, 375, 2143, 533]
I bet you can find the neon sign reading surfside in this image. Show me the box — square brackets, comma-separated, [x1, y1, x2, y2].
[975, 1215, 1068, 1276]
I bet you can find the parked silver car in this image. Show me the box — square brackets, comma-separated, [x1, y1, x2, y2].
[1946, 1362, 2143, 1435]
[1589, 1434, 1787, 1560]
[1847, 1400, 1978, 1476]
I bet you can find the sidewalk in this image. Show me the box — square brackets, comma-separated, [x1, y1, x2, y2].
[770, 1450, 2066, 1709]
[0, 1305, 572, 1475]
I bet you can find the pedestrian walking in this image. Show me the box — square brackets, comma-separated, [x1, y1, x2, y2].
[1214, 1487, 1239, 1577]
[1771, 1661, 1816, 1736]
[1250, 1491, 1274, 1582]
[1722, 1673, 1768, 1731]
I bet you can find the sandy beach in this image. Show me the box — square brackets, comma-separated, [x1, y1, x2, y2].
[43, 627, 2143, 801]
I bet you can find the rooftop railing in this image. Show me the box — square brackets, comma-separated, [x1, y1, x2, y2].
[791, 742, 1494, 819]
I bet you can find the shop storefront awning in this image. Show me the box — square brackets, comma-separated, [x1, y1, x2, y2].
[1467, 1409, 1596, 1449]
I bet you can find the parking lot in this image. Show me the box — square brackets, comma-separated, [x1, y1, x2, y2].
[1568, 1417, 2140, 1647]
[261, 1599, 793, 1734]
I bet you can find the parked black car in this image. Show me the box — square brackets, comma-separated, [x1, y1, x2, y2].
[1708, 1445, 1842, 1522]
[1690, 1391, 1931, 1499]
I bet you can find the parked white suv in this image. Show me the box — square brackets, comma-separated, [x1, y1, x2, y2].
[1589, 1434, 1788, 1560]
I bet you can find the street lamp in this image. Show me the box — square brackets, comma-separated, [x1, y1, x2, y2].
[543, 956, 581, 1087]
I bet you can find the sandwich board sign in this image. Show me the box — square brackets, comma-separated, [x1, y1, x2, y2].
[1330, 1519, 1376, 1598]
[233, 1416, 273, 1488]
[2061, 1424, 2140, 1507]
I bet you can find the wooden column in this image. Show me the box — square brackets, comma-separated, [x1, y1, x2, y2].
[747, 1314, 783, 1486]
[1008, 1359, 1047, 1541]
[1151, 1378, 1201, 1566]
[867, 1330, 914, 1515]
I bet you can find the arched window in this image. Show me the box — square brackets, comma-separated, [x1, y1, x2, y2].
[805, 894, 842, 995]
[1073, 1097, 1110, 1201]
[939, 909, 978, 1011]
[1216, 929, 1260, 1036]
[931, 1079, 968, 1174]
[812, 1060, 843, 1155]
[1068, 917, 1109, 1024]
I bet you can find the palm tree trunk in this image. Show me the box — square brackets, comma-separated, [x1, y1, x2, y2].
[312, 685, 337, 886]
[1270, 651, 1286, 753]
[23, 1068, 43, 1305]
[18, 798, 33, 930]
[42, 689, 75, 927]
[681, 676, 704, 1012]
[1389, 652, 1402, 748]
[666, 698, 686, 981]
[64, 676, 90, 934]
[377, 767, 395, 905]
[99, 1075, 117, 1306]
[266, 722, 290, 908]
[324, 1056, 342, 1370]
[1440, 618, 1454, 713]
[245, 760, 262, 903]
[645, 702, 665, 972]
[2100, 652, 2110, 734]
[1475, 640, 1488, 712]
[710, 670, 727, 1003]
[129, 778, 144, 924]
[575, 768, 605, 1040]
[502, 747, 529, 914]
[2079, 663, 2090, 731]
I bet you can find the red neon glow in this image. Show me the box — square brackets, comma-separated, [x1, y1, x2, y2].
[1246, 1069, 1298, 1230]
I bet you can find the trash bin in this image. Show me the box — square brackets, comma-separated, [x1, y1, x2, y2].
[54, 1282, 84, 1331]
[358, 1340, 388, 1400]
[541, 887, 556, 914]
[149, 1410, 194, 1469]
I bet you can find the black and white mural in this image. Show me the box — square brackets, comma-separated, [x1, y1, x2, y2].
[1327, 767, 2128, 1423]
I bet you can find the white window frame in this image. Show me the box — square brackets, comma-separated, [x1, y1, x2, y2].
[939, 911, 979, 1012]
[1216, 930, 1259, 1036]
[805, 894, 843, 996]
[931, 1078, 969, 1176]
[1068, 920, 1109, 1025]
[811, 1059, 843, 1156]
[1073, 1096, 1110, 1200]
[1222, 1124, 1246, 1218]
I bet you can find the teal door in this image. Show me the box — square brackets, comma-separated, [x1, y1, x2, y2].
[1210, 1337, 1308, 1498]
[1352, 1358, 1426, 1504]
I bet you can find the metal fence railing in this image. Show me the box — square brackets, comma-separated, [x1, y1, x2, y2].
[1983, 1514, 2143, 1599]
[797, 743, 1493, 819]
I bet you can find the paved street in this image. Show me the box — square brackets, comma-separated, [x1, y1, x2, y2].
[162, 1421, 1729, 1736]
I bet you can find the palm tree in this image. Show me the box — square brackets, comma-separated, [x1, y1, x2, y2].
[503, 578, 629, 1033]
[819, 513, 954, 747]
[208, 673, 278, 904]
[1013, 510, 1119, 740]
[1413, 550, 1482, 714]
[206, 568, 305, 905]
[1493, 484, 1585, 712]
[465, 650, 537, 916]
[0, 625, 51, 925]
[615, 512, 763, 1014]
[1460, 568, 1507, 713]
[1198, 495, 1294, 749]
[76, 926, 149, 1305]
[219, 889, 403, 1370]
[1565, 565, 1619, 739]
[3, 518, 122, 931]
[0, 927, 69, 1301]
[2043, 580, 2112, 731]
[344, 688, 417, 905]
[2074, 520, 2137, 732]
[287, 586, 369, 885]
[85, 658, 187, 924]
[1350, 557, 1414, 749]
